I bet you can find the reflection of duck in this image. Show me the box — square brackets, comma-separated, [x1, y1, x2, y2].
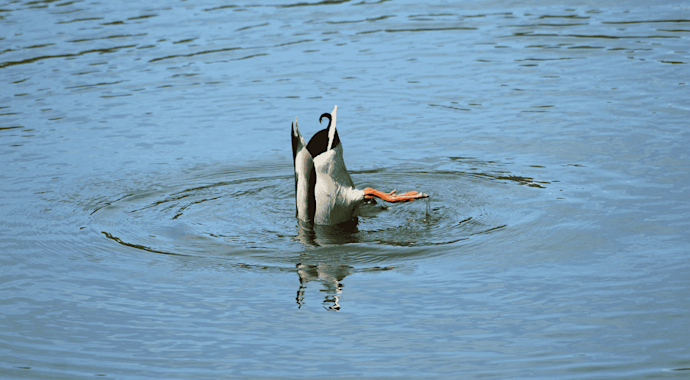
[296, 263, 353, 311]
[291, 105, 428, 225]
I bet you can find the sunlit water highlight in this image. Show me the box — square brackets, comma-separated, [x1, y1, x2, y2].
[1, 0, 689, 378]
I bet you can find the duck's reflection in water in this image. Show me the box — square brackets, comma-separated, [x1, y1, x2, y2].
[295, 218, 360, 247]
[296, 263, 354, 311]
[294, 220, 360, 311]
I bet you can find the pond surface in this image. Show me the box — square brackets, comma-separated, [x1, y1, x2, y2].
[1, 0, 689, 378]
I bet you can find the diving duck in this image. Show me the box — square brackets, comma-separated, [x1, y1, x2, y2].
[291, 105, 428, 225]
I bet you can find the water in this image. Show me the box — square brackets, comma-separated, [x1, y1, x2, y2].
[2, 0, 689, 378]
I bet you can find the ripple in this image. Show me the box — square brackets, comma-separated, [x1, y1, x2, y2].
[148, 47, 242, 63]
[0, 44, 137, 69]
[68, 157, 546, 270]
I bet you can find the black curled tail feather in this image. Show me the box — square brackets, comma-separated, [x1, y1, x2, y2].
[319, 113, 331, 127]
[306, 113, 340, 158]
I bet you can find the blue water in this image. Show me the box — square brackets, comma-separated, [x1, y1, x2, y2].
[1, 0, 689, 378]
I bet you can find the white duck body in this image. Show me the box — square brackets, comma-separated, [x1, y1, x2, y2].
[291, 105, 365, 226]
[291, 117, 316, 222]
[313, 142, 365, 225]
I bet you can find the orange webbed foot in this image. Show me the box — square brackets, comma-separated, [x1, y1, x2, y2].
[363, 188, 429, 203]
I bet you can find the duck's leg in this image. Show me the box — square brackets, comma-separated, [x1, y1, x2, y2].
[363, 188, 428, 202]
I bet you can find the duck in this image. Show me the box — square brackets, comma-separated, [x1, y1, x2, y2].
[291, 105, 428, 225]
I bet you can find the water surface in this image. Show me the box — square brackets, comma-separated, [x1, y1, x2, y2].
[1, 0, 689, 378]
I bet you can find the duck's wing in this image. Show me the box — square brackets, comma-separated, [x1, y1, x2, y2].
[292, 117, 316, 222]
[309, 106, 366, 225]
[326, 105, 338, 151]
[308, 105, 355, 190]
